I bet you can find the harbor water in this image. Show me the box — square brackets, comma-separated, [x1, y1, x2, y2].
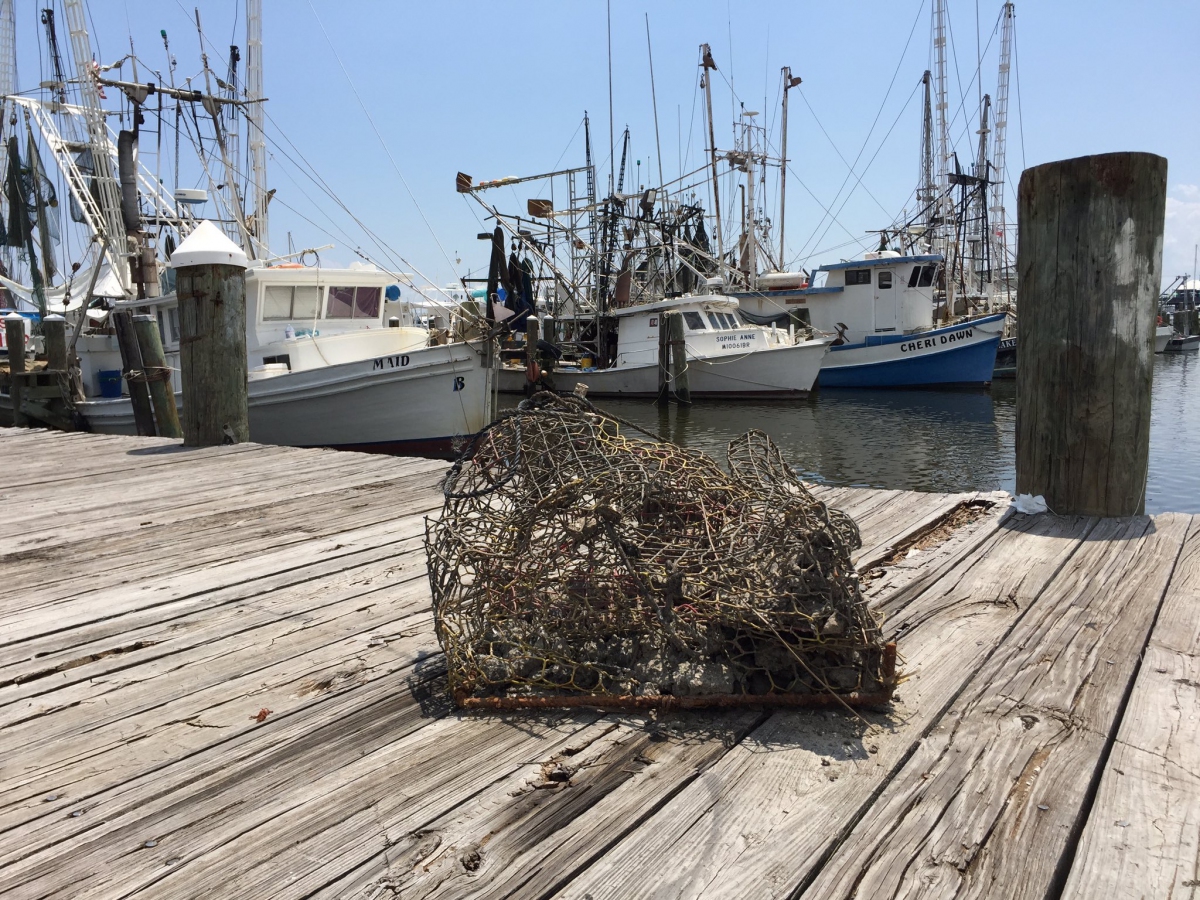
[566, 353, 1200, 515]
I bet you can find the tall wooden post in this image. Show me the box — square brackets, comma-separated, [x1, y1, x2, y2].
[668, 311, 691, 404]
[656, 312, 671, 405]
[5, 313, 26, 426]
[133, 314, 183, 439]
[173, 221, 250, 446]
[1016, 152, 1167, 516]
[112, 310, 157, 436]
[42, 314, 68, 373]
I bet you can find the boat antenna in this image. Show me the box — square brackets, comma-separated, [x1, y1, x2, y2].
[606, 0, 614, 198]
[645, 13, 664, 189]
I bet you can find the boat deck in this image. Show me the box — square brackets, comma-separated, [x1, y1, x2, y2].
[0, 427, 1196, 899]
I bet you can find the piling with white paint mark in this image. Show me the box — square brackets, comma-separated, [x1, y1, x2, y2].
[1015, 152, 1167, 516]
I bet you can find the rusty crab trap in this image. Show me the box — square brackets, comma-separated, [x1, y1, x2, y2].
[424, 392, 897, 711]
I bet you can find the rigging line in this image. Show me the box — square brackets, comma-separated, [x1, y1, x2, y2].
[305, 0, 461, 279]
[793, 0, 927, 260]
[944, 0, 969, 166]
[549, 114, 585, 175]
[942, 7, 1003, 160]
[796, 78, 923, 269]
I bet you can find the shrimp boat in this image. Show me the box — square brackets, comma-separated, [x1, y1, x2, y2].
[0, 0, 491, 455]
[497, 293, 830, 398]
[73, 229, 488, 455]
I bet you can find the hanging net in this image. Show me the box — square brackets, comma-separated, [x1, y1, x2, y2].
[425, 392, 897, 710]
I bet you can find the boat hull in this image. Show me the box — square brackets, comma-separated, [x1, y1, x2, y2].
[78, 343, 489, 458]
[1155, 325, 1174, 354]
[1165, 334, 1200, 352]
[818, 314, 1005, 389]
[499, 340, 829, 398]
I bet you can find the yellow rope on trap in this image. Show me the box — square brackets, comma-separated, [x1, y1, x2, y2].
[424, 392, 897, 710]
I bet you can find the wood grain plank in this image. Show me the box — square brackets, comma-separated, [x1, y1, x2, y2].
[798, 513, 1190, 900]
[1061, 515, 1200, 899]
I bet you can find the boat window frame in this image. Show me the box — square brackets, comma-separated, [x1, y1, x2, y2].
[682, 311, 707, 331]
[845, 269, 872, 286]
[706, 311, 723, 330]
[326, 285, 383, 320]
[263, 284, 323, 321]
[918, 264, 936, 288]
[878, 271, 893, 290]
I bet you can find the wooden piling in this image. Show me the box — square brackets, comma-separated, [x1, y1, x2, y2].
[524, 317, 539, 397]
[112, 310, 158, 437]
[668, 310, 691, 404]
[133, 313, 182, 439]
[173, 221, 250, 447]
[5, 313, 26, 426]
[42, 314, 67, 373]
[656, 312, 671, 405]
[1016, 152, 1167, 516]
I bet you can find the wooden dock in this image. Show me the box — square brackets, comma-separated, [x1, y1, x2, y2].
[0, 426, 1196, 899]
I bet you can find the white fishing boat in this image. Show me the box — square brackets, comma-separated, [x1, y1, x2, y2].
[72, 229, 489, 455]
[0, 0, 492, 456]
[738, 252, 1004, 387]
[498, 294, 829, 398]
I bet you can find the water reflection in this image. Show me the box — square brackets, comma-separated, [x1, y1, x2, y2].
[598, 386, 1016, 494]
[513, 352, 1198, 513]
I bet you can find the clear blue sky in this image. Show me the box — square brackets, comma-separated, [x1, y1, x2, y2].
[15, 1, 1200, 286]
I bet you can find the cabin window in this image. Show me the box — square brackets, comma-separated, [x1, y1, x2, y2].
[918, 265, 936, 287]
[908, 266, 922, 287]
[326, 286, 381, 319]
[721, 313, 738, 329]
[264, 285, 321, 320]
[707, 312, 723, 330]
[845, 269, 871, 286]
[683, 311, 706, 331]
[878, 272, 893, 289]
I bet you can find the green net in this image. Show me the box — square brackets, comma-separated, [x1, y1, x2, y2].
[425, 393, 896, 710]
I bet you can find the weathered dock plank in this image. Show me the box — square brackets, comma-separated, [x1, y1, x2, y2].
[800, 513, 1190, 900]
[1062, 516, 1200, 899]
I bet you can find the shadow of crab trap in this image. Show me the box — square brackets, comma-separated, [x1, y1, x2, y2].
[424, 392, 898, 712]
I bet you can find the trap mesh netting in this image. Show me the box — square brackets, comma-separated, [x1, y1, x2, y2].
[425, 393, 897, 710]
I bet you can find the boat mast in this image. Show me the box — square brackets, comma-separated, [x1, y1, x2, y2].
[700, 44, 724, 283]
[246, 0, 269, 260]
[778, 67, 800, 271]
[0, 0, 14, 283]
[932, 0, 955, 318]
[63, 0, 131, 295]
[973, 94, 992, 309]
[743, 111, 756, 289]
[990, 1, 1015, 304]
[918, 71, 936, 248]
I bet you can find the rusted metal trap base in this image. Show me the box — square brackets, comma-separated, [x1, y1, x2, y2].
[454, 643, 898, 712]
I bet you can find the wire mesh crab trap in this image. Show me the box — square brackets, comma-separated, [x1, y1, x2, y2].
[424, 393, 897, 711]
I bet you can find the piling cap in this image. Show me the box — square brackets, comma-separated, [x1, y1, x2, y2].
[171, 220, 249, 270]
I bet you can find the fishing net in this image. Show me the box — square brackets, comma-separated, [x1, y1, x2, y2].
[425, 392, 897, 710]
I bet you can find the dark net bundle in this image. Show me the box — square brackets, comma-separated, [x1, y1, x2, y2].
[424, 392, 897, 710]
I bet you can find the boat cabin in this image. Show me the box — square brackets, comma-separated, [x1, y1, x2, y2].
[611, 294, 792, 368]
[802, 252, 942, 344]
[248, 265, 428, 373]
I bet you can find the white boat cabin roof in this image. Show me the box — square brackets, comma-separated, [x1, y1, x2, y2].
[611, 294, 740, 318]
